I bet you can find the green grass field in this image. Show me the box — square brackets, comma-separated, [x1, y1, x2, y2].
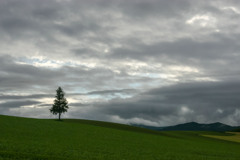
[203, 132, 240, 143]
[0, 115, 239, 160]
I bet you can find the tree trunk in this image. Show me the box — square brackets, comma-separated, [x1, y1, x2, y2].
[58, 113, 61, 121]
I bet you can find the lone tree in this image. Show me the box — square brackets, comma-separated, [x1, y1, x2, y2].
[50, 87, 69, 120]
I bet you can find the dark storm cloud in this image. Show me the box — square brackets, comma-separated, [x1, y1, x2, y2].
[109, 34, 240, 83]
[118, 0, 191, 19]
[69, 103, 89, 107]
[0, 56, 56, 77]
[71, 48, 102, 58]
[0, 55, 65, 91]
[0, 100, 41, 109]
[111, 35, 240, 62]
[0, 0, 240, 126]
[0, 100, 42, 115]
[90, 81, 240, 126]
[0, 0, 189, 45]
[56, 21, 103, 37]
[87, 89, 137, 95]
[0, 89, 136, 100]
[0, 0, 65, 46]
[0, 55, 140, 103]
[0, 94, 52, 100]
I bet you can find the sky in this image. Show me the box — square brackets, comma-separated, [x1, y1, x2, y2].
[0, 0, 240, 127]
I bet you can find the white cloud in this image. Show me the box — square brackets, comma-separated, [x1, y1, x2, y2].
[217, 109, 223, 114]
[222, 6, 240, 14]
[180, 106, 194, 115]
[168, 65, 199, 73]
[186, 14, 217, 27]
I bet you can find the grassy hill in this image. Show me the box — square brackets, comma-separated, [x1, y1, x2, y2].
[0, 115, 239, 160]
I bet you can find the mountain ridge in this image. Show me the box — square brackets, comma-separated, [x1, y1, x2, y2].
[132, 122, 240, 132]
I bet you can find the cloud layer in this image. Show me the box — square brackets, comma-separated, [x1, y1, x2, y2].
[0, 0, 240, 126]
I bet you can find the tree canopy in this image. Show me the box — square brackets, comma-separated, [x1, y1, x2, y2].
[50, 87, 68, 120]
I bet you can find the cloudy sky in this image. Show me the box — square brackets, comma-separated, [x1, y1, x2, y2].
[1, 0, 240, 126]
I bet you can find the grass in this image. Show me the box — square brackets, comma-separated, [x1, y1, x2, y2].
[203, 132, 240, 143]
[0, 115, 240, 160]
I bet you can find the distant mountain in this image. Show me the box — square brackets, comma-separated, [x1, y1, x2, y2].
[131, 124, 165, 131]
[132, 122, 239, 132]
[232, 128, 240, 132]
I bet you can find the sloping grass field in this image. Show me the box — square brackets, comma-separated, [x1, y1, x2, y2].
[0, 115, 239, 160]
[203, 132, 240, 143]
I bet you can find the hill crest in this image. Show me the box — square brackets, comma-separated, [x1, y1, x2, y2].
[132, 121, 239, 132]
